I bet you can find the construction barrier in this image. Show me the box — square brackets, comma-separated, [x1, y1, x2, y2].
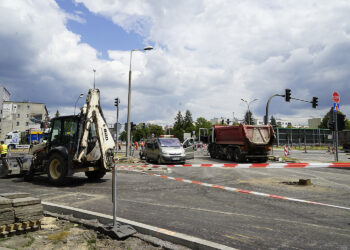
[116, 162, 350, 170]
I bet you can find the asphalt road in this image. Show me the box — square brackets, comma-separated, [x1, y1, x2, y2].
[1, 150, 350, 249]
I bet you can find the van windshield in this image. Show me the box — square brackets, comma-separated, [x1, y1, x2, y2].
[158, 138, 181, 147]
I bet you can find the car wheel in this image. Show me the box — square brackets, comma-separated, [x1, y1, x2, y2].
[157, 156, 162, 165]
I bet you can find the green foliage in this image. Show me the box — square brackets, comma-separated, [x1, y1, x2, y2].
[55, 110, 60, 117]
[119, 131, 127, 141]
[23, 234, 35, 247]
[149, 124, 164, 138]
[319, 108, 347, 130]
[244, 110, 255, 125]
[173, 111, 184, 141]
[270, 116, 277, 126]
[183, 110, 195, 133]
[346, 119, 350, 129]
[195, 117, 212, 136]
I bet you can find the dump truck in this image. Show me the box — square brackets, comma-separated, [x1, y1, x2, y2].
[0, 89, 115, 185]
[207, 124, 275, 162]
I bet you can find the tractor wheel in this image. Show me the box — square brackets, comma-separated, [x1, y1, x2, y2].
[85, 169, 106, 181]
[48, 153, 68, 185]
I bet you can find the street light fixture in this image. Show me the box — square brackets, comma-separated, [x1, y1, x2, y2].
[126, 46, 153, 157]
[74, 94, 84, 115]
[241, 98, 258, 125]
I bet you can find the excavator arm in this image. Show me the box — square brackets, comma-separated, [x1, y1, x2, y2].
[74, 89, 115, 170]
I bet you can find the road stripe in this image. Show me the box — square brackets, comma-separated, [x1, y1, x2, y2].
[117, 166, 350, 211]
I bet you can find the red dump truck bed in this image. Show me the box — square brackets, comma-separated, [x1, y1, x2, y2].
[208, 124, 275, 162]
[214, 124, 275, 146]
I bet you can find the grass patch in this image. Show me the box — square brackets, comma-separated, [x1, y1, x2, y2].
[87, 235, 97, 250]
[23, 234, 35, 247]
[63, 222, 75, 231]
[48, 231, 70, 243]
[0, 237, 9, 242]
[281, 156, 299, 162]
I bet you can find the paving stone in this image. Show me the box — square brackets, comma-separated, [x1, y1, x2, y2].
[0, 197, 12, 209]
[14, 204, 43, 222]
[0, 193, 30, 199]
[0, 208, 15, 225]
[12, 197, 41, 207]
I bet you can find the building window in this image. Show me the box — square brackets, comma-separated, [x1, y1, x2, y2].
[17, 114, 20, 118]
[26, 114, 29, 118]
[16, 122, 20, 126]
[26, 122, 29, 126]
[17, 105, 21, 110]
[27, 105, 30, 109]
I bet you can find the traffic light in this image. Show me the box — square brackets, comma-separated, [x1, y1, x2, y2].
[142, 123, 146, 129]
[285, 89, 291, 102]
[312, 97, 318, 108]
[337, 113, 346, 131]
[130, 122, 136, 131]
[114, 98, 119, 107]
[328, 121, 335, 131]
[221, 119, 224, 125]
[226, 119, 230, 125]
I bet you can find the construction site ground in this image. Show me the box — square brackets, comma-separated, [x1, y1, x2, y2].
[0, 216, 188, 250]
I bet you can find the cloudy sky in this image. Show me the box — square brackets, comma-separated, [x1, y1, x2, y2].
[1, 0, 349, 126]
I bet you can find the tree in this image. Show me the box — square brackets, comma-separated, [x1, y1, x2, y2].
[119, 131, 127, 141]
[319, 108, 347, 130]
[183, 110, 195, 133]
[173, 111, 184, 141]
[270, 116, 277, 127]
[55, 110, 60, 117]
[195, 117, 212, 136]
[244, 110, 255, 125]
[149, 124, 164, 137]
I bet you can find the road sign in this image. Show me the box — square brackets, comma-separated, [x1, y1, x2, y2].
[334, 103, 339, 112]
[332, 92, 340, 103]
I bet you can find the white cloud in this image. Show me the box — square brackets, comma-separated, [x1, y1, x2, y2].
[1, 0, 350, 127]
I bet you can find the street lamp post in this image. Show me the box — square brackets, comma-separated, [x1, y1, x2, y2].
[241, 98, 258, 125]
[126, 46, 153, 157]
[74, 94, 84, 115]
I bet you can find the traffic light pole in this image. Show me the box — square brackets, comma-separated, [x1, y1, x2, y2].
[334, 111, 339, 162]
[265, 94, 284, 124]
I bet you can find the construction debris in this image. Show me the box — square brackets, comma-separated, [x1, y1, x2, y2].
[0, 193, 43, 237]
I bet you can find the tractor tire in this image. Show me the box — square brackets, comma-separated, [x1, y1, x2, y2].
[85, 169, 106, 181]
[0, 162, 8, 178]
[48, 153, 68, 185]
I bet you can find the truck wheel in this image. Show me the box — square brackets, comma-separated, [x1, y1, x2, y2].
[85, 169, 106, 181]
[233, 148, 242, 163]
[48, 153, 68, 185]
[257, 157, 268, 163]
[227, 149, 235, 161]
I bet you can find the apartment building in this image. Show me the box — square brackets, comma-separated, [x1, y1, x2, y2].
[0, 101, 48, 140]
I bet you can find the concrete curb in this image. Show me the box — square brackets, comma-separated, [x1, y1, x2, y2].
[42, 201, 235, 250]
